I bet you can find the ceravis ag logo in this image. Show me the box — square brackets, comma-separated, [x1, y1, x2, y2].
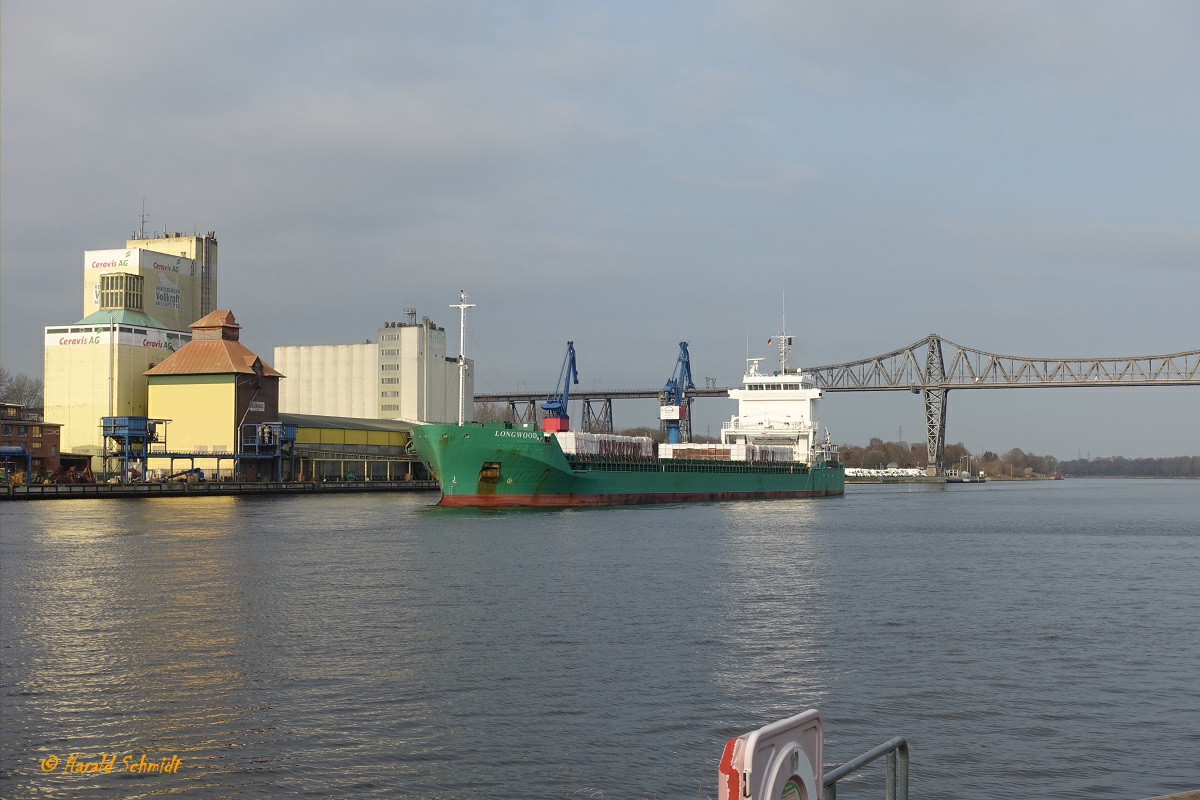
[89, 250, 131, 269]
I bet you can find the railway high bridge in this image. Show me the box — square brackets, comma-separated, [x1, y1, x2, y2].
[475, 334, 1200, 474]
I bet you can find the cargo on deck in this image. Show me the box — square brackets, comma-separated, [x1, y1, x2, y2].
[553, 431, 654, 459]
[658, 443, 795, 462]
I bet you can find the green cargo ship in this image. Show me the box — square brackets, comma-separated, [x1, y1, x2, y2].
[410, 333, 844, 508]
[410, 422, 843, 507]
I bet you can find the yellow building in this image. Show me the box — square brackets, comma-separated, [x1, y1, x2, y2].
[44, 309, 191, 457]
[145, 310, 281, 478]
[123, 231, 218, 319]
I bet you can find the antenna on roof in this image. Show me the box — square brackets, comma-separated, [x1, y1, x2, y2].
[776, 289, 793, 373]
[139, 198, 149, 239]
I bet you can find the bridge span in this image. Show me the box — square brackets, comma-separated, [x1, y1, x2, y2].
[476, 333, 1200, 474]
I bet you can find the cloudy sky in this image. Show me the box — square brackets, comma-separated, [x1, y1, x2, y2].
[4, 1, 1199, 458]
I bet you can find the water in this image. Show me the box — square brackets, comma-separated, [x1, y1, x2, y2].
[3, 480, 1199, 799]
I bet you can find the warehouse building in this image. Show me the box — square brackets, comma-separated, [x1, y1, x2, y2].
[281, 413, 427, 481]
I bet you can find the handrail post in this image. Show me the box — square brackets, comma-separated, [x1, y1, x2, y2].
[823, 737, 908, 800]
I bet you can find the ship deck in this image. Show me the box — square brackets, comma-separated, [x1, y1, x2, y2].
[565, 455, 833, 474]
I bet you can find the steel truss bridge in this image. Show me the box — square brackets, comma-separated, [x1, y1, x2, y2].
[476, 333, 1200, 473]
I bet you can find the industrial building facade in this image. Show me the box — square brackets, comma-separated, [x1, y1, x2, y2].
[45, 232, 218, 457]
[82, 232, 218, 332]
[275, 316, 473, 424]
[44, 315, 192, 455]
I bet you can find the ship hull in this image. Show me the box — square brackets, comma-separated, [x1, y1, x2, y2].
[411, 423, 844, 508]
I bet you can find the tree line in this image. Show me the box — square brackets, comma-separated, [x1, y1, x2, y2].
[1, 369, 44, 410]
[838, 438, 1060, 477]
[839, 438, 1200, 478]
[1057, 455, 1200, 478]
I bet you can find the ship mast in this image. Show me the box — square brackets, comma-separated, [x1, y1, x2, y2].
[777, 291, 791, 373]
[449, 290, 475, 425]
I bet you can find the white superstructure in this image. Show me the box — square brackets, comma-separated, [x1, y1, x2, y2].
[721, 334, 824, 459]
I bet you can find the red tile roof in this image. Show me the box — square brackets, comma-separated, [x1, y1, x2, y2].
[145, 339, 283, 377]
[192, 309, 240, 330]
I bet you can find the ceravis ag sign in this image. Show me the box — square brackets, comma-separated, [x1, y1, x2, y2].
[85, 248, 194, 310]
[85, 249, 195, 275]
[44, 326, 187, 350]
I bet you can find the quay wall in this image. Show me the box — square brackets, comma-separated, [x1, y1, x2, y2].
[0, 480, 439, 501]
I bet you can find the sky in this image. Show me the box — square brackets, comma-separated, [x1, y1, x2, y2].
[3, 1, 1199, 459]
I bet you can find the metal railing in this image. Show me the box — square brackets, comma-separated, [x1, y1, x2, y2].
[824, 737, 908, 800]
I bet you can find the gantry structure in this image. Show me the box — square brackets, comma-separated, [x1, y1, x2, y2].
[476, 334, 1200, 474]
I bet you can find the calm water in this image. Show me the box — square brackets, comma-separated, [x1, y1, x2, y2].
[3, 480, 1199, 799]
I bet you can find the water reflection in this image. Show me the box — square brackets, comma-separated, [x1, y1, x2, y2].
[6, 485, 1199, 799]
[5, 499, 269, 798]
[711, 501, 832, 710]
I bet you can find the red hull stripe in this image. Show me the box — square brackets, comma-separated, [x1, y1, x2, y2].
[438, 489, 844, 507]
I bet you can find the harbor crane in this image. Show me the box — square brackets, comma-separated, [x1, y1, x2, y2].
[659, 341, 695, 443]
[541, 341, 578, 432]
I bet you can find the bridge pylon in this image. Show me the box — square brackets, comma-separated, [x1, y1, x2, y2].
[581, 398, 614, 433]
[923, 335, 948, 474]
[508, 399, 541, 426]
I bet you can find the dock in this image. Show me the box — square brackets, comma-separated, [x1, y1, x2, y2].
[0, 480, 439, 501]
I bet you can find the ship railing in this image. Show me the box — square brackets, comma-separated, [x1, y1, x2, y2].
[721, 421, 815, 432]
[824, 736, 908, 800]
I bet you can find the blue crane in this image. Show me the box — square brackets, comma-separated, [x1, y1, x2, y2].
[540, 341, 578, 432]
[660, 341, 695, 444]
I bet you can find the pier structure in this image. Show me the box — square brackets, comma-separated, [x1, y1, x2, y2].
[101, 416, 297, 482]
[0, 479, 438, 500]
